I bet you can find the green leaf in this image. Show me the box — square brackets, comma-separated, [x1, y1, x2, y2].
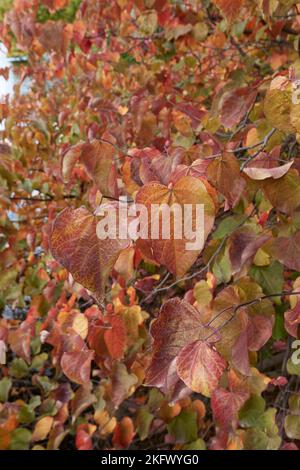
[239, 395, 266, 428]
[10, 358, 29, 379]
[136, 407, 154, 441]
[19, 405, 36, 424]
[213, 215, 246, 239]
[167, 410, 198, 444]
[10, 428, 32, 450]
[0, 377, 12, 402]
[250, 261, 284, 300]
[284, 415, 300, 440]
[244, 428, 281, 450]
[287, 358, 300, 376]
[184, 438, 207, 450]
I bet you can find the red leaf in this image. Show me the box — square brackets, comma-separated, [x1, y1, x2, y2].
[112, 417, 135, 449]
[104, 316, 127, 360]
[75, 424, 94, 450]
[207, 154, 246, 208]
[213, 0, 245, 25]
[211, 387, 248, 429]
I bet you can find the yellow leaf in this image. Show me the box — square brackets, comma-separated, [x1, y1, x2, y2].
[72, 313, 89, 340]
[32, 417, 54, 442]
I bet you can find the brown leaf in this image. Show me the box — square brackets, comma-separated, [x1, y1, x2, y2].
[263, 170, 300, 214]
[228, 228, 270, 275]
[272, 231, 300, 271]
[145, 298, 218, 395]
[207, 154, 246, 208]
[50, 207, 129, 303]
[220, 88, 257, 129]
[80, 139, 118, 198]
[61, 350, 94, 385]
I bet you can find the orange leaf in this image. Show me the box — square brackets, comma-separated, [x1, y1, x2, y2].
[136, 176, 216, 277]
[112, 417, 135, 449]
[104, 316, 127, 360]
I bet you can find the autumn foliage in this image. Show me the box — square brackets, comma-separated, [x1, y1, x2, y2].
[2, 0, 300, 451]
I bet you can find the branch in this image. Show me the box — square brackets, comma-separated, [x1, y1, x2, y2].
[240, 128, 276, 171]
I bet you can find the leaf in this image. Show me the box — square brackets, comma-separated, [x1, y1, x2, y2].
[284, 415, 300, 440]
[137, 10, 158, 36]
[264, 80, 294, 133]
[112, 417, 135, 449]
[0, 377, 12, 403]
[10, 428, 32, 450]
[61, 143, 82, 182]
[32, 417, 54, 442]
[232, 311, 273, 375]
[239, 395, 266, 428]
[193, 280, 213, 308]
[79, 139, 118, 198]
[145, 298, 214, 392]
[284, 301, 300, 338]
[71, 385, 97, 423]
[213, 0, 245, 24]
[272, 231, 300, 272]
[104, 316, 127, 360]
[243, 428, 281, 450]
[61, 350, 94, 385]
[136, 407, 154, 441]
[8, 323, 31, 363]
[50, 207, 129, 303]
[72, 313, 89, 340]
[111, 363, 138, 409]
[136, 176, 216, 277]
[250, 262, 284, 296]
[243, 161, 293, 180]
[207, 154, 246, 208]
[263, 170, 300, 214]
[220, 87, 257, 128]
[184, 438, 206, 450]
[211, 388, 248, 429]
[176, 341, 227, 397]
[228, 228, 270, 275]
[75, 424, 96, 450]
[167, 410, 198, 443]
